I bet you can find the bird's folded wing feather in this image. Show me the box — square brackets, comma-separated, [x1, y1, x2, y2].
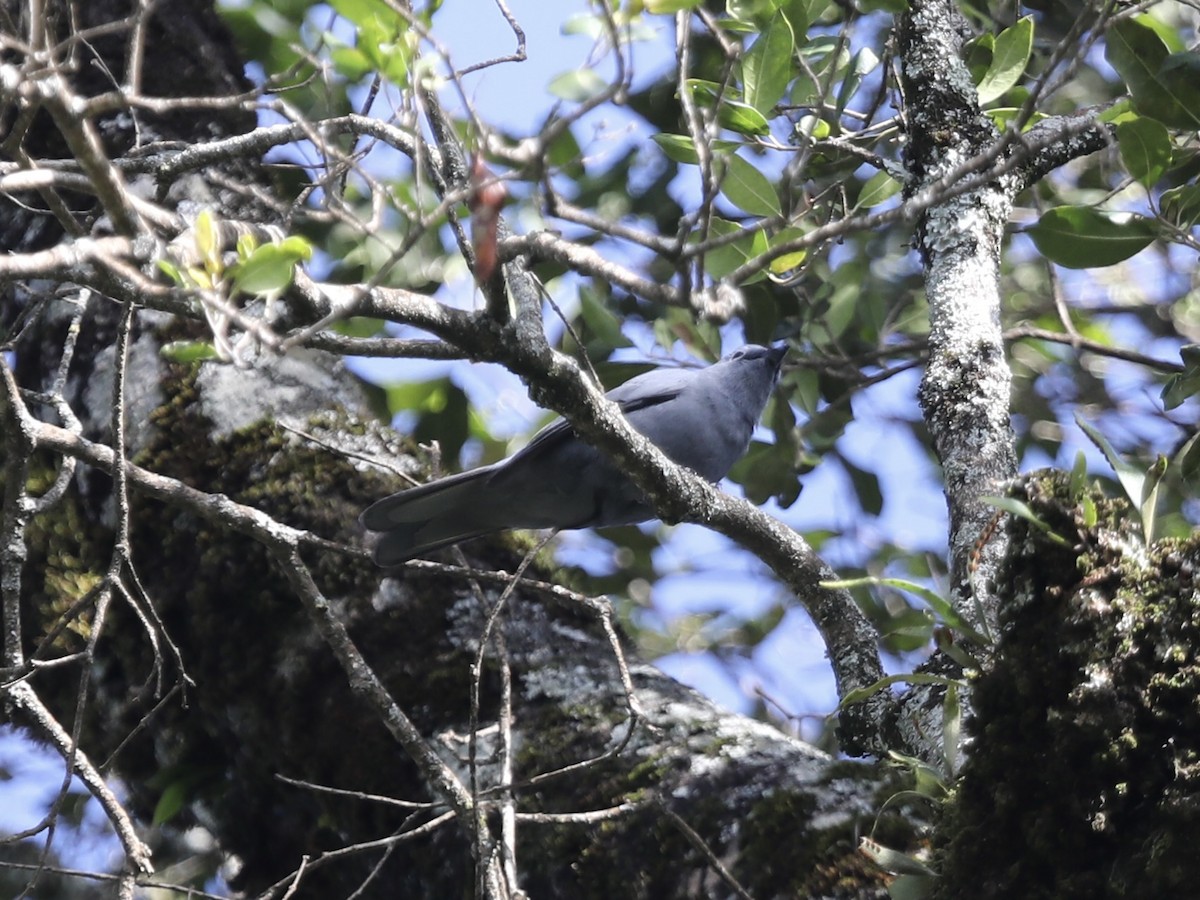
[506, 367, 690, 464]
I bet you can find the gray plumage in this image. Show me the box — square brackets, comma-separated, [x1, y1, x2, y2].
[360, 343, 787, 566]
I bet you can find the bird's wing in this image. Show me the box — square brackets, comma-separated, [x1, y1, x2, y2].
[507, 367, 691, 463]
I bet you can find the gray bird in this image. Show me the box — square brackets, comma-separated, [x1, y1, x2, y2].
[361, 343, 787, 565]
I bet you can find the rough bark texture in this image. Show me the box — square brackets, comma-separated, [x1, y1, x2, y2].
[936, 472, 1200, 898]
[900, 0, 1017, 641]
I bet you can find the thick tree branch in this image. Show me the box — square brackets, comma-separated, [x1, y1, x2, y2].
[900, 0, 1018, 641]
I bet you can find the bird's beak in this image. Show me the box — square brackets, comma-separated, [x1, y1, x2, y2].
[768, 343, 788, 375]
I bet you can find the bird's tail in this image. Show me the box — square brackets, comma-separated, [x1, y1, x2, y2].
[359, 466, 510, 566]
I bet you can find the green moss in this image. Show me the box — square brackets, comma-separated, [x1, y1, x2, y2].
[935, 471, 1200, 898]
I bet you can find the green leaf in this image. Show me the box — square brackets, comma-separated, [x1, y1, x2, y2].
[718, 97, 771, 136]
[645, 0, 703, 12]
[821, 576, 989, 643]
[1162, 343, 1200, 409]
[721, 154, 781, 216]
[742, 12, 794, 114]
[1027, 206, 1155, 269]
[729, 441, 801, 505]
[194, 209, 220, 271]
[230, 236, 313, 296]
[236, 232, 258, 260]
[1106, 17, 1200, 129]
[332, 317, 385, 338]
[548, 68, 608, 102]
[1069, 449, 1089, 497]
[1116, 117, 1172, 189]
[838, 672, 964, 708]
[984, 107, 1048, 131]
[157, 258, 182, 285]
[578, 289, 633, 350]
[329, 0, 395, 29]
[687, 80, 770, 134]
[1139, 455, 1167, 545]
[1075, 414, 1158, 542]
[331, 45, 374, 80]
[854, 170, 901, 209]
[153, 781, 189, 826]
[981, 496, 1071, 546]
[780, 0, 825, 40]
[943, 682, 961, 777]
[835, 47, 879, 117]
[386, 377, 471, 460]
[160, 340, 220, 364]
[1176, 429, 1200, 482]
[767, 226, 807, 275]
[698, 216, 769, 280]
[1160, 184, 1200, 228]
[653, 133, 699, 164]
[651, 133, 740, 165]
[976, 16, 1033, 104]
[793, 113, 831, 142]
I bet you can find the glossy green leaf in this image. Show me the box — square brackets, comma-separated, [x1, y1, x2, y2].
[976, 15, 1033, 104]
[1116, 117, 1171, 188]
[943, 681, 961, 776]
[767, 226, 807, 275]
[718, 98, 771, 136]
[780, 0, 825, 40]
[231, 236, 313, 295]
[721, 154, 781, 216]
[854, 170, 901, 209]
[651, 133, 740, 165]
[1027, 206, 1155, 269]
[687, 79, 771, 134]
[1106, 17, 1200, 129]
[742, 12, 794, 114]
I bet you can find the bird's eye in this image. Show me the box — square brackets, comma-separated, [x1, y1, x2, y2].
[731, 349, 745, 360]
